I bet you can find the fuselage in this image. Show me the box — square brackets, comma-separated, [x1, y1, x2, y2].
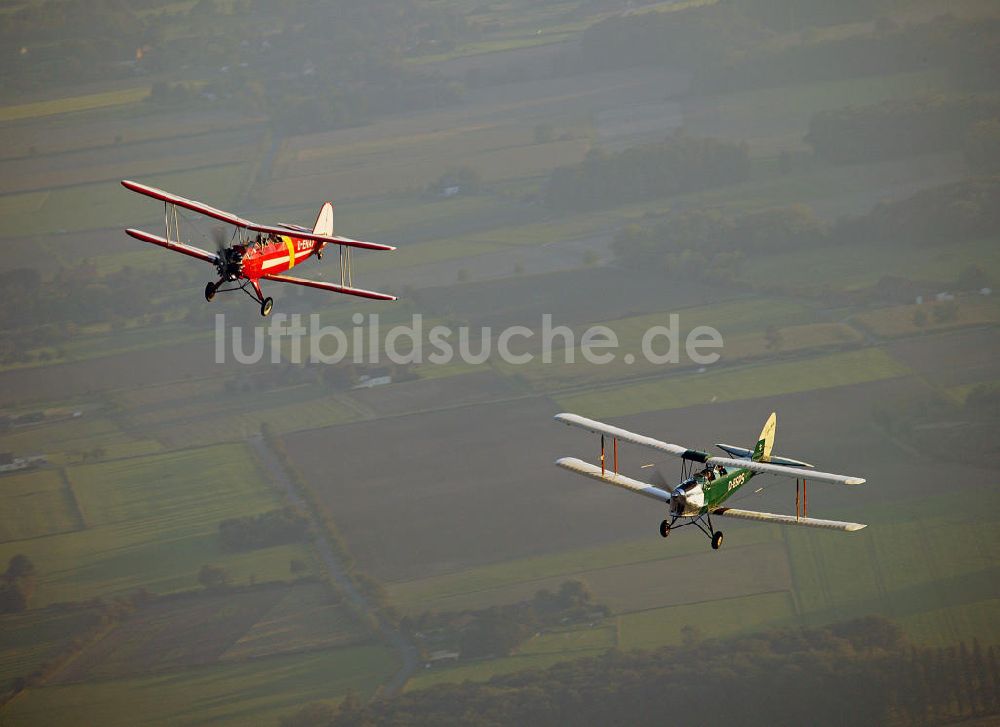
[670, 466, 756, 517]
[230, 234, 322, 281]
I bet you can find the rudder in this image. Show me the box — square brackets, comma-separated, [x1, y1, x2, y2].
[752, 412, 776, 462]
[313, 202, 334, 237]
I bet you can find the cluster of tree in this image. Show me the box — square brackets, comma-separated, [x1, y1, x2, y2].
[218, 507, 309, 552]
[613, 204, 825, 274]
[835, 177, 1000, 249]
[805, 95, 1000, 164]
[0, 555, 36, 613]
[545, 134, 749, 211]
[403, 580, 607, 661]
[283, 617, 1000, 727]
[197, 563, 230, 590]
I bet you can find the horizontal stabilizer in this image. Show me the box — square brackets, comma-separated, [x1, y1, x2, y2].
[713, 507, 866, 532]
[716, 443, 814, 468]
[555, 457, 672, 504]
[262, 273, 396, 301]
[710, 457, 864, 485]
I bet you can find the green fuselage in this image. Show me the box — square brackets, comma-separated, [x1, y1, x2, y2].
[676, 466, 757, 516]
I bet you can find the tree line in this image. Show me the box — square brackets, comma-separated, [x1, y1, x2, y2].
[218, 507, 310, 552]
[402, 580, 608, 661]
[0, 555, 36, 613]
[544, 134, 750, 211]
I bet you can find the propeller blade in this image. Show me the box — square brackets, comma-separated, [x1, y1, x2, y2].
[212, 227, 228, 253]
[647, 468, 670, 488]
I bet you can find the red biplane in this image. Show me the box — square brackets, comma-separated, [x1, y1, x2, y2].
[122, 179, 397, 316]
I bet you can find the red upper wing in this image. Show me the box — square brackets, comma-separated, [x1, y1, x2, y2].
[122, 179, 396, 252]
[122, 179, 250, 228]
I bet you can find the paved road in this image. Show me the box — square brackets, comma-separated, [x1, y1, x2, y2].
[248, 434, 419, 697]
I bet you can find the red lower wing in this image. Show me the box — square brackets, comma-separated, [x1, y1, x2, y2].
[125, 228, 218, 264]
[262, 273, 396, 301]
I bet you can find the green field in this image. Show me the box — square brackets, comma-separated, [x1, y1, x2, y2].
[0, 415, 162, 467]
[555, 347, 911, 418]
[1, 645, 398, 727]
[221, 584, 368, 660]
[786, 506, 1000, 646]
[0, 606, 102, 690]
[617, 591, 797, 650]
[0, 161, 252, 237]
[268, 122, 591, 205]
[687, 69, 950, 154]
[51, 584, 369, 683]
[0, 444, 317, 605]
[493, 301, 865, 393]
[0, 468, 81, 542]
[387, 525, 780, 616]
[741, 236, 1000, 292]
[0, 87, 150, 123]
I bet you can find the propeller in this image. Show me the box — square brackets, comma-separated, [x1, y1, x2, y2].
[211, 227, 243, 280]
[644, 465, 671, 489]
[211, 227, 228, 255]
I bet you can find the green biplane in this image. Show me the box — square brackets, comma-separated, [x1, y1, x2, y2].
[554, 412, 866, 550]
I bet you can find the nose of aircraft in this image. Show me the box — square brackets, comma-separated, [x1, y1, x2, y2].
[670, 490, 686, 516]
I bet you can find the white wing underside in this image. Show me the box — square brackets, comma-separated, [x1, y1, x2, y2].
[555, 457, 671, 503]
[554, 413, 865, 486]
[713, 507, 867, 532]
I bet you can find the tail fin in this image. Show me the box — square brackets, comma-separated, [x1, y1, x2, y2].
[751, 412, 776, 462]
[313, 202, 334, 237]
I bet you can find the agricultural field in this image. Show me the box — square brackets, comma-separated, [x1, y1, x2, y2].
[887, 328, 1000, 389]
[0, 468, 82, 542]
[0, 161, 253, 238]
[740, 236, 1000, 292]
[0, 444, 318, 606]
[0, 606, 103, 693]
[855, 296, 1000, 339]
[50, 583, 369, 684]
[0, 414, 162, 466]
[685, 69, 952, 155]
[1, 644, 398, 727]
[0, 86, 151, 124]
[554, 347, 911, 418]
